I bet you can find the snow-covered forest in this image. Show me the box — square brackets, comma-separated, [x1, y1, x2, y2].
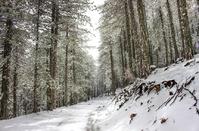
[0, 0, 199, 131]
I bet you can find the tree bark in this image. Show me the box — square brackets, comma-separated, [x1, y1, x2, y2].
[72, 48, 76, 85]
[176, 0, 185, 57]
[0, 18, 13, 120]
[169, 31, 174, 63]
[137, 0, 150, 77]
[166, 0, 179, 60]
[122, 29, 128, 71]
[47, 0, 59, 110]
[128, 0, 138, 77]
[64, 27, 69, 106]
[33, 0, 41, 113]
[181, 0, 194, 58]
[128, 0, 136, 59]
[110, 45, 116, 95]
[159, 7, 169, 66]
[13, 46, 19, 118]
[119, 36, 125, 87]
[122, 29, 128, 85]
[124, 1, 133, 76]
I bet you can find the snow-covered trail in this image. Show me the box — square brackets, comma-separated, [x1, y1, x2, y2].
[0, 97, 111, 131]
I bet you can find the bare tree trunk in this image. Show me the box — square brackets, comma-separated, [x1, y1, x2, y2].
[122, 29, 128, 71]
[166, 0, 179, 60]
[128, 0, 136, 59]
[149, 44, 153, 65]
[64, 27, 69, 106]
[122, 29, 128, 85]
[169, 31, 174, 63]
[137, 0, 150, 77]
[159, 7, 169, 66]
[72, 48, 76, 85]
[181, 0, 194, 58]
[156, 50, 159, 66]
[124, 1, 133, 77]
[33, 0, 41, 113]
[0, 18, 13, 120]
[13, 47, 19, 117]
[119, 36, 125, 88]
[47, 0, 59, 110]
[177, 0, 185, 57]
[110, 45, 116, 95]
[128, 0, 138, 77]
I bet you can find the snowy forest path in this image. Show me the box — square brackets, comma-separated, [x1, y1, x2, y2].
[0, 97, 111, 131]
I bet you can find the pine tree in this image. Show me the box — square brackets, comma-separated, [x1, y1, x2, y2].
[0, 1, 14, 119]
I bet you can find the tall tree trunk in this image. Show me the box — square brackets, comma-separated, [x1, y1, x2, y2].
[149, 44, 153, 65]
[128, 0, 136, 59]
[152, 15, 160, 67]
[181, 0, 194, 58]
[110, 45, 116, 95]
[64, 27, 69, 106]
[119, 36, 125, 87]
[156, 50, 159, 67]
[122, 29, 128, 71]
[0, 18, 13, 120]
[128, 0, 138, 77]
[72, 48, 76, 85]
[159, 7, 169, 66]
[70, 44, 76, 105]
[137, 0, 150, 77]
[47, 0, 59, 110]
[166, 0, 179, 60]
[124, 1, 133, 77]
[50, 0, 59, 82]
[122, 29, 128, 85]
[169, 31, 174, 63]
[33, 0, 41, 113]
[13, 47, 19, 118]
[176, 0, 185, 57]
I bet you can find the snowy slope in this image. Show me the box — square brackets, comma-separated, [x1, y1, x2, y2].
[92, 55, 199, 131]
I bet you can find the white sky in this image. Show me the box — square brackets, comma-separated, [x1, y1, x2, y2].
[85, 0, 105, 63]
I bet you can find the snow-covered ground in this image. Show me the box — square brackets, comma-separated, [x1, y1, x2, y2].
[92, 55, 199, 131]
[0, 97, 112, 131]
[0, 55, 199, 131]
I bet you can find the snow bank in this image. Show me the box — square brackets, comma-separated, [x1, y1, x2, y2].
[93, 55, 199, 131]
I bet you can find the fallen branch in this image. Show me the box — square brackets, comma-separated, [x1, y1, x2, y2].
[185, 76, 195, 87]
[170, 85, 184, 106]
[183, 88, 198, 107]
[157, 85, 180, 110]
